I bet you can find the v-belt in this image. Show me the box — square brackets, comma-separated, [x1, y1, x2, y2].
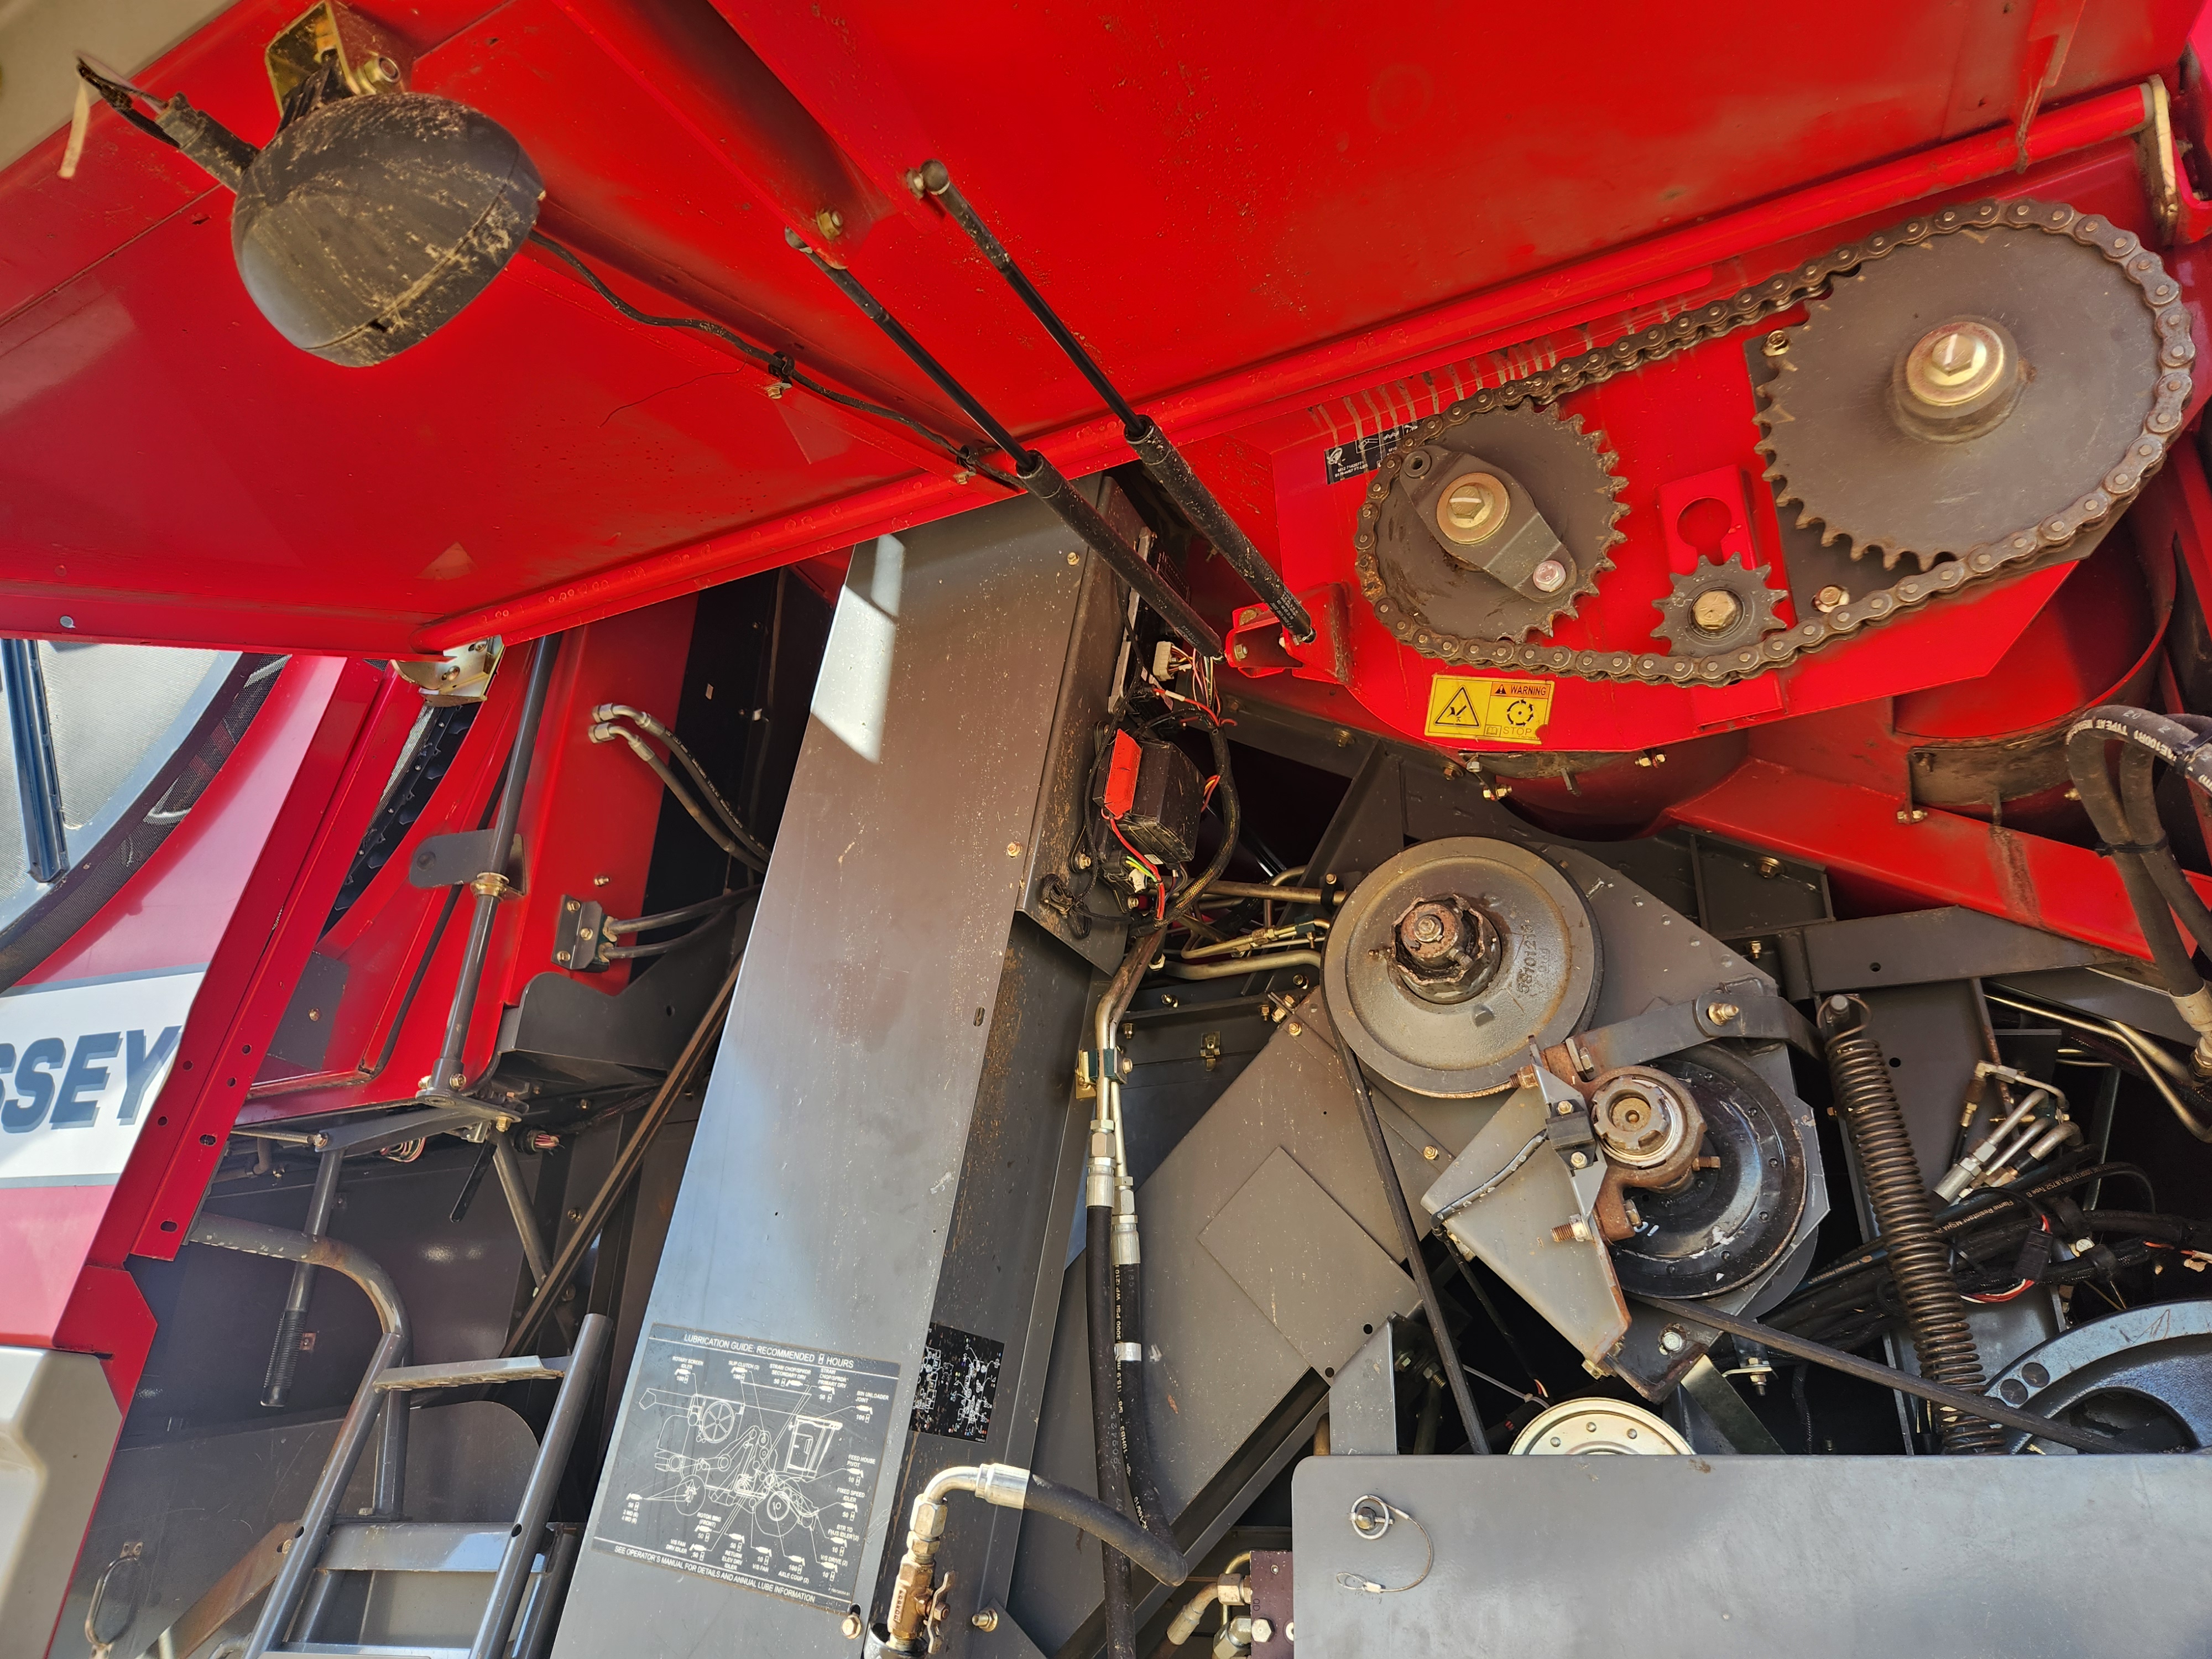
[1353, 197, 2194, 687]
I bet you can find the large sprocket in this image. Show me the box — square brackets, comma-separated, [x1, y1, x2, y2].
[1755, 218, 2165, 572]
[1359, 402, 1626, 653]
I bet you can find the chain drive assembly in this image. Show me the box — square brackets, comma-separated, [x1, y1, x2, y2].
[1352, 197, 2194, 687]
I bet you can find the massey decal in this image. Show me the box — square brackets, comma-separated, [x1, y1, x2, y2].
[0, 966, 206, 1188]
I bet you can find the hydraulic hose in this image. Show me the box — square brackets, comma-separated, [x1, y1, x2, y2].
[2065, 705, 2212, 1063]
[1084, 924, 1162, 1659]
[882, 1465, 1190, 1654]
[2118, 745, 2212, 959]
[1819, 995, 2004, 1454]
[1115, 1257, 1172, 1547]
[1087, 1207, 1136, 1659]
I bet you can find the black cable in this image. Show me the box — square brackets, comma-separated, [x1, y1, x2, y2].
[527, 232, 1019, 490]
[1443, 1250, 1547, 1397]
[74, 61, 179, 149]
[1334, 1035, 1488, 1453]
[1167, 719, 1238, 920]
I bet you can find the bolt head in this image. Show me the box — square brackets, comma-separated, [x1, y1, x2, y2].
[841, 1612, 865, 1640]
[1436, 472, 1509, 545]
[1708, 1001, 1740, 1024]
[1689, 587, 1742, 633]
[1423, 1144, 1441, 1161]
[1762, 330, 1791, 356]
[1660, 1328, 1687, 1354]
[1531, 557, 1570, 594]
[1813, 585, 1849, 613]
[1905, 320, 2005, 404]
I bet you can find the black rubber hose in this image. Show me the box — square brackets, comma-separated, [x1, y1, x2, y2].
[1024, 1473, 1191, 1589]
[2065, 707, 2212, 998]
[1335, 1034, 1489, 1452]
[1087, 1206, 1137, 1659]
[1167, 721, 1238, 920]
[2117, 744, 2212, 959]
[1115, 1260, 1173, 1548]
[1819, 995, 2004, 1454]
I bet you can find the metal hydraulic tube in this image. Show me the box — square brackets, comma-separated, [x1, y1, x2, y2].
[430, 633, 562, 1095]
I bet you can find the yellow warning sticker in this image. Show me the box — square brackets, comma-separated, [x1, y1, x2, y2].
[1423, 675, 1554, 745]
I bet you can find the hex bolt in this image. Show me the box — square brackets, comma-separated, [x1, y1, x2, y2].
[1813, 585, 1849, 613]
[972, 1611, 1000, 1633]
[1905, 320, 2006, 406]
[1689, 587, 1743, 633]
[1708, 1001, 1740, 1024]
[1762, 330, 1790, 356]
[1437, 473, 1510, 545]
[1659, 1327, 1687, 1354]
[840, 1611, 865, 1640]
[1531, 558, 1569, 594]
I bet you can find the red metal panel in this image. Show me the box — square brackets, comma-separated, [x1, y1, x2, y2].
[1662, 756, 2212, 959]
[0, 655, 395, 1404]
[241, 601, 691, 1121]
[0, 0, 2188, 653]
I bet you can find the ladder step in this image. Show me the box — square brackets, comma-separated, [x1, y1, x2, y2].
[320, 1520, 544, 1575]
[373, 1354, 567, 1392]
[274, 1645, 469, 1657]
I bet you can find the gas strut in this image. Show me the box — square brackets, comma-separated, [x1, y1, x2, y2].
[785, 230, 1224, 660]
[911, 159, 1315, 646]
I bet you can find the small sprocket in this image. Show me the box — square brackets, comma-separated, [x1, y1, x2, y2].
[1359, 402, 1626, 654]
[1650, 555, 1788, 655]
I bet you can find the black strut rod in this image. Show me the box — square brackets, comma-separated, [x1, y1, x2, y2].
[1637, 1295, 2121, 1454]
[911, 159, 1315, 646]
[784, 229, 1224, 660]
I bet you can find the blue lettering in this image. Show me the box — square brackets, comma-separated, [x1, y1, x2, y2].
[119, 1026, 181, 1124]
[51, 1032, 121, 1128]
[0, 1044, 15, 1131]
[3, 1038, 62, 1133]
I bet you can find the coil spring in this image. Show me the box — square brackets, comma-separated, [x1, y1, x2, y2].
[1820, 997, 2006, 1455]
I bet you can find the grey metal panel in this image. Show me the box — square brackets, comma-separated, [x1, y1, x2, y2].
[1291, 1453, 2212, 1658]
[868, 914, 1097, 1626]
[1201, 1149, 1420, 1379]
[1327, 1321, 1405, 1456]
[1804, 905, 2121, 992]
[556, 498, 1101, 1658]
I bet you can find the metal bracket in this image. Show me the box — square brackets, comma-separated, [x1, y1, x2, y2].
[408, 828, 525, 893]
[555, 896, 609, 972]
[1572, 980, 1813, 1074]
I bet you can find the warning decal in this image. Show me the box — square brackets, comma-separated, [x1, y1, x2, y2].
[1423, 676, 1555, 745]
